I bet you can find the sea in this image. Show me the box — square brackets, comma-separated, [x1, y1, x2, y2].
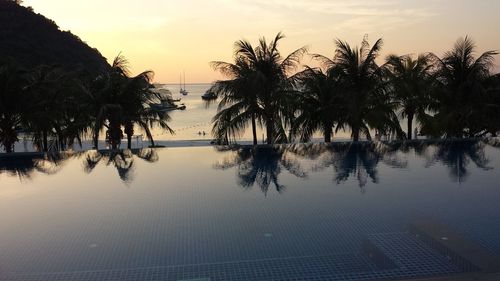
[151, 83, 218, 141]
[154, 83, 354, 143]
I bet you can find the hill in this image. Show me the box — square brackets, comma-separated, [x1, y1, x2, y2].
[0, 0, 109, 72]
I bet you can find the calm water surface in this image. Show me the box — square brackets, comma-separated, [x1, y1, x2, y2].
[1, 140, 500, 280]
[151, 83, 354, 142]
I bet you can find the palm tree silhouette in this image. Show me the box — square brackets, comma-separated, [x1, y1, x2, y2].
[83, 150, 134, 182]
[384, 53, 436, 139]
[119, 66, 174, 149]
[0, 151, 80, 181]
[211, 32, 307, 144]
[210, 53, 262, 144]
[82, 54, 173, 150]
[303, 142, 407, 191]
[82, 148, 159, 183]
[22, 65, 85, 152]
[0, 154, 40, 180]
[421, 140, 491, 183]
[428, 37, 498, 138]
[213, 145, 307, 195]
[292, 66, 343, 142]
[0, 62, 28, 153]
[314, 36, 403, 141]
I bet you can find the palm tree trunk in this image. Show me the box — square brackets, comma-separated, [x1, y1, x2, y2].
[324, 124, 333, 143]
[127, 134, 132, 149]
[124, 122, 134, 149]
[93, 129, 99, 150]
[353, 128, 360, 142]
[58, 133, 65, 151]
[407, 113, 414, 140]
[266, 117, 273, 144]
[42, 130, 48, 152]
[108, 114, 122, 150]
[3, 132, 14, 153]
[0, 122, 15, 153]
[251, 114, 257, 145]
[143, 128, 155, 147]
[5, 144, 13, 153]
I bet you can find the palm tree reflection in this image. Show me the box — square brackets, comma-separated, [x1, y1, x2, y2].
[83, 148, 159, 183]
[421, 140, 491, 183]
[362, 140, 491, 183]
[0, 154, 42, 180]
[83, 150, 134, 182]
[0, 152, 76, 181]
[0, 148, 159, 183]
[214, 146, 307, 195]
[298, 142, 407, 192]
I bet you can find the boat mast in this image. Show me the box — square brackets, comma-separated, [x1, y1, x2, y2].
[183, 70, 186, 90]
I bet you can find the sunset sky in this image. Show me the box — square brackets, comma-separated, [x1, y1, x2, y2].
[23, 0, 500, 83]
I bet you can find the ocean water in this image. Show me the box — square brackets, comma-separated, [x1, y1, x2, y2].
[152, 84, 218, 141]
[152, 83, 353, 142]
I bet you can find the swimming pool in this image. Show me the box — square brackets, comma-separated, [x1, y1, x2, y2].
[1, 140, 500, 280]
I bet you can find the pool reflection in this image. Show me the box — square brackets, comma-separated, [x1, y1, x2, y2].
[215, 140, 496, 193]
[213, 146, 307, 195]
[0, 140, 496, 186]
[0, 148, 159, 182]
[387, 140, 492, 182]
[298, 142, 407, 191]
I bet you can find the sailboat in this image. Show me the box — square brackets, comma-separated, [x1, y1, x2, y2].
[179, 71, 188, 96]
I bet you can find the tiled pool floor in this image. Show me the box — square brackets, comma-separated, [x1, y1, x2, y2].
[2, 142, 500, 280]
[4, 229, 483, 281]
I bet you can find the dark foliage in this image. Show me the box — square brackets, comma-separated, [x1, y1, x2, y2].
[0, 1, 108, 72]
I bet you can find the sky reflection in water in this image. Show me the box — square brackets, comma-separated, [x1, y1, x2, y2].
[1, 139, 500, 279]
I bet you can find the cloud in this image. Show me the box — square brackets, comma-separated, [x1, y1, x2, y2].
[220, 0, 436, 33]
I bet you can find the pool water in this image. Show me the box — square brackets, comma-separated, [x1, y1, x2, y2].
[1, 140, 500, 281]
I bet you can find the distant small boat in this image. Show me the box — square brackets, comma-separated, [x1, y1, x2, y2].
[179, 72, 188, 96]
[150, 87, 185, 111]
[201, 91, 217, 100]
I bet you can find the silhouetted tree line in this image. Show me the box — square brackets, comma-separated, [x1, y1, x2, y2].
[0, 56, 173, 153]
[211, 33, 500, 144]
[0, 2, 173, 153]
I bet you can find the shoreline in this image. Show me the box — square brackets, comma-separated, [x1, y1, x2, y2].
[1, 137, 497, 157]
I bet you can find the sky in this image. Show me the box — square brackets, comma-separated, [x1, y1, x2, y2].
[23, 0, 500, 83]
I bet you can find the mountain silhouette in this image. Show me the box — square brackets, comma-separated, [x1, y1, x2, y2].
[0, 0, 109, 72]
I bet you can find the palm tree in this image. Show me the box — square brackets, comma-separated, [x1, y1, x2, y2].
[384, 53, 436, 139]
[210, 55, 261, 145]
[23, 65, 67, 151]
[314, 36, 403, 141]
[428, 37, 498, 138]
[292, 66, 343, 142]
[83, 54, 173, 150]
[0, 62, 28, 153]
[483, 73, 500, 136]
[211, 32, 307, 144]
[82, 59, 124, 150]
[119, 70, 174, 149]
